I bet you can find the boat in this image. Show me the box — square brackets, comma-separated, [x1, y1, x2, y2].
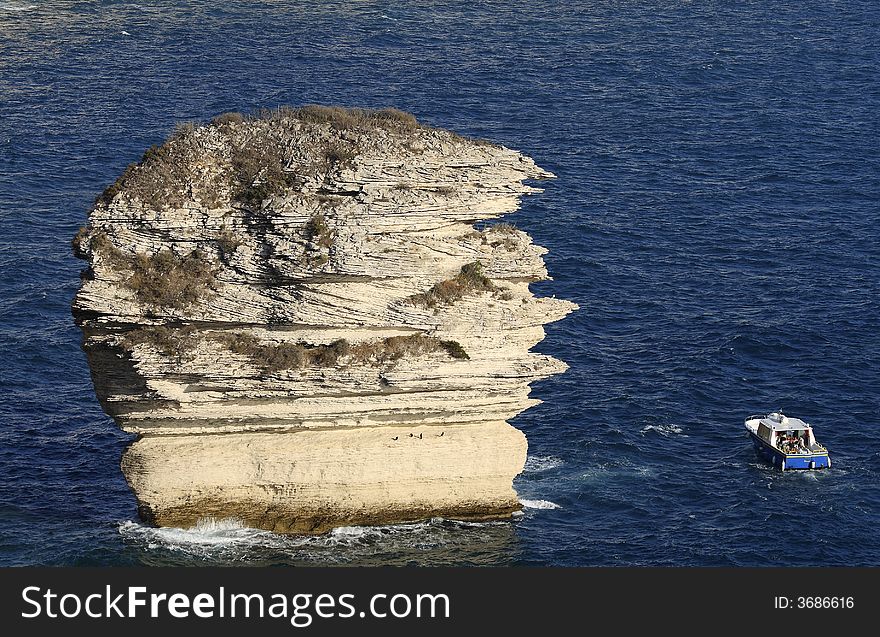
[744, 412, 830, 471]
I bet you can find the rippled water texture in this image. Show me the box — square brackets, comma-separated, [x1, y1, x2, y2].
[1, 1, 878, 566]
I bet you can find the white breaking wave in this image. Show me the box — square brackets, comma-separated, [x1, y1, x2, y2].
[0, 2, 37, 11]
[329, 525, 374, 538]
[118, 514, 510, 559]
[119, 518, 285, 550]
[325, 519, 436, 542]
[519, 499, 561, 510]
[640, 423, 686, 437]
[188, 518, 246, 532]
[523, 455, 564, 473]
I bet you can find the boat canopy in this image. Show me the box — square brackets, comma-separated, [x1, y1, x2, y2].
[760, 412, 810, 432]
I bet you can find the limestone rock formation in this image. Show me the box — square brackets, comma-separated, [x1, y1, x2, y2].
[72, 106, 576, 534]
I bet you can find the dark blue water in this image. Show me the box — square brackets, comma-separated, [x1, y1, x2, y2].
[1, 0, 878, 566]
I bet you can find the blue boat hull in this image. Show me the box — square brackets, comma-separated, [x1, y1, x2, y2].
[749, 432, 830, 470]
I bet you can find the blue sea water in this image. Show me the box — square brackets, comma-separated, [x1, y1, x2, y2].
[1, 0, 878, 566]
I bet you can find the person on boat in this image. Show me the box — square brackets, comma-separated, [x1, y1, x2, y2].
[779, 432, 790, 452]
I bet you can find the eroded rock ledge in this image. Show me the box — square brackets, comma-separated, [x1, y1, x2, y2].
[73, 106, 576, 534]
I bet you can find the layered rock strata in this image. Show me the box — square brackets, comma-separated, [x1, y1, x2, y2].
[73, 106, 576, 533]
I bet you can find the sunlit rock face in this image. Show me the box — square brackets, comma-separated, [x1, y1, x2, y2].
[72, 106, 576, 534]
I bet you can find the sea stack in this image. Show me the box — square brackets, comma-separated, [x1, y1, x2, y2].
[72, 106, 576, 534]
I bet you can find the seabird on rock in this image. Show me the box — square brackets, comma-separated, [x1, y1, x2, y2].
[439, 431, 444, 437]
[392, 436, 398, 441]
[418, 433, 423, 439]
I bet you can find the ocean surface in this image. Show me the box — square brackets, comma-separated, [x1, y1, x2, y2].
[1, 0, 878, 566]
